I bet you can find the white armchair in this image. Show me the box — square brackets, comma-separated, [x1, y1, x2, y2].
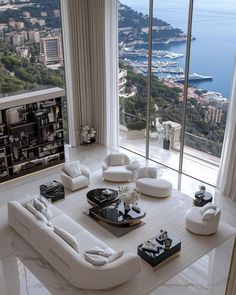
[185, 203, 221, 235]
[61, 161, 90, 191]
[102, 153, 140, 182]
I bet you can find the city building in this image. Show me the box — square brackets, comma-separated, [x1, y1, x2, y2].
[15, 21, 24, 30]
[28, 30, 40, 42]
[205, 106, 223, 124]
[40, 36, 63, 66]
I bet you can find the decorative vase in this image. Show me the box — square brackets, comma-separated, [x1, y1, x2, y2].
[82, 137, 96, 145]
[124, 202, 131, 215]
[163, 139, 170, 150]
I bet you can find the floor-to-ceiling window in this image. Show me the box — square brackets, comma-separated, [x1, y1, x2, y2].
[119, 0, 235, 186]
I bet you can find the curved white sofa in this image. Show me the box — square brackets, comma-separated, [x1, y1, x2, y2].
[8, 199, 141, 290]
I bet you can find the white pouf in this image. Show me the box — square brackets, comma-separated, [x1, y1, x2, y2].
[136, 178, 172, 198]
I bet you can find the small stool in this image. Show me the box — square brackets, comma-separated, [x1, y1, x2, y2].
[137, 178, 172, 198]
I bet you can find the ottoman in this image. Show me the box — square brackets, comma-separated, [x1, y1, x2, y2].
[136, 178, 172, 198]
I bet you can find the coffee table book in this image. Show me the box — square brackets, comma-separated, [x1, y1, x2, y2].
[138, 236, 181, 268]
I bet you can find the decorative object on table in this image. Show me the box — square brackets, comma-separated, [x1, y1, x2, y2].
[193, 185, 213, 207]
[185, 203, 221, 235]
[137, 231, 181, 267]
[61, 161, 90, 191]
[39, 180, 65, 203]
[80, 125, 96, 144]
[86, 188, 118, 206]
[162, 123, 172, 150]
[118, 186, 140, 213]
[135, 167, 172, 198]
[102, 153, 140, 182]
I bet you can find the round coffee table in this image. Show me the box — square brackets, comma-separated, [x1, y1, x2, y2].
[89, 199, 146, 227]
[87, 188, 118, 206]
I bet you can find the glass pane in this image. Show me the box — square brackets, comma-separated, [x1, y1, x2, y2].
[182, 0, 235, 185]
[149, 0, 189, 170]
[118, 0, 149, 157]
[0, 1, 64, 98]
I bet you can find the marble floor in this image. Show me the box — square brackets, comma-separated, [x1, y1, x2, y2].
[0, 144, 235, 295]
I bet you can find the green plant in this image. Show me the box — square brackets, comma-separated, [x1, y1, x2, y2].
[127, 120, 146, 130]
[162, 123, 172, 141]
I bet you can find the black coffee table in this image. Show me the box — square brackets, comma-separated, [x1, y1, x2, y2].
[89, 199, 146, 227]
[87, 188, 118, 206]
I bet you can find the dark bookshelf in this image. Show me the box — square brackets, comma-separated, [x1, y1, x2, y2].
[0, 95, 65, 183]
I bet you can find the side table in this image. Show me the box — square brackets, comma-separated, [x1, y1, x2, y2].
[40, 180, 65, 203]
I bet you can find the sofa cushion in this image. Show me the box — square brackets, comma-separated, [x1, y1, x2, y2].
[25, 202, 50, 225]
[109, 154, 124, 166]
[85, 246, 113, 258]
[62, 161, 81, 178]
[202, 209, 216, 222]
[107, 251, 124, 263]
[51, 214, 84, 236]
[54, 225, 79, 252]
[74, 229, 114, 253]
[33, 197, 46, 212]
[200, 203, 217, 215]
[103, 166, 132, 182]
[84, 253, 107, 266]
[41, 207, 53, 221]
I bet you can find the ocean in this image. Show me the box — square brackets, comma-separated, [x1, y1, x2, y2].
[121, 0, 236, 98]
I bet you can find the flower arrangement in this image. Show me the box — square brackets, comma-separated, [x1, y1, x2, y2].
[118, 186, 140, 205]
[81, 125, 96, 144]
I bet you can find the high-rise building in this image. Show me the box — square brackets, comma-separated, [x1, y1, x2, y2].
[205, 106, 223, 124]
[40, 36, 63, 66]
[28, 30, 40, 42]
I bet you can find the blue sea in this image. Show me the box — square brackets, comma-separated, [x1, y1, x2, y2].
[121, 0, 236, 98]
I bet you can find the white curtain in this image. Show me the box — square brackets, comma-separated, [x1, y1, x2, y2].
[60, 0, 118, 147]
[217, 59, 236, 201]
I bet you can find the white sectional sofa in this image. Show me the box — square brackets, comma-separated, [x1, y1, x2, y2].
[8, 199, 141, 290]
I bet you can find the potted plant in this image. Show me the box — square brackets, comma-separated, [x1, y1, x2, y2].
[162, 123, 172, 150]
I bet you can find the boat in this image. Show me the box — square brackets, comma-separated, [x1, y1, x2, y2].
[174, 73, 213, 82]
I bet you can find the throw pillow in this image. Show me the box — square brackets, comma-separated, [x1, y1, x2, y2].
[62, 161, 81, 178]
[84, 253, 107, 266]
[25, 202, 37, 215]
[202, 209, 216, 222]
[109, 154, 124, 166]
[138, 167, 148, 178]
[126, 160, 140, 171]
[107, 250, 124, 263]
[25, 202, 52, 226]
[33, 197, 46, 212]
[85, 246, 113, 258]
[200, 203, 217, 215]
[38, 195, 49, 208]
[53, 225, 79, 252]
[41, 207, 52, 221]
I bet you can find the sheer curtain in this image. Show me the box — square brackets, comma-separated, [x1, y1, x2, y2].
[60, 0, 118, 147]
[217, 59, 236, 201]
